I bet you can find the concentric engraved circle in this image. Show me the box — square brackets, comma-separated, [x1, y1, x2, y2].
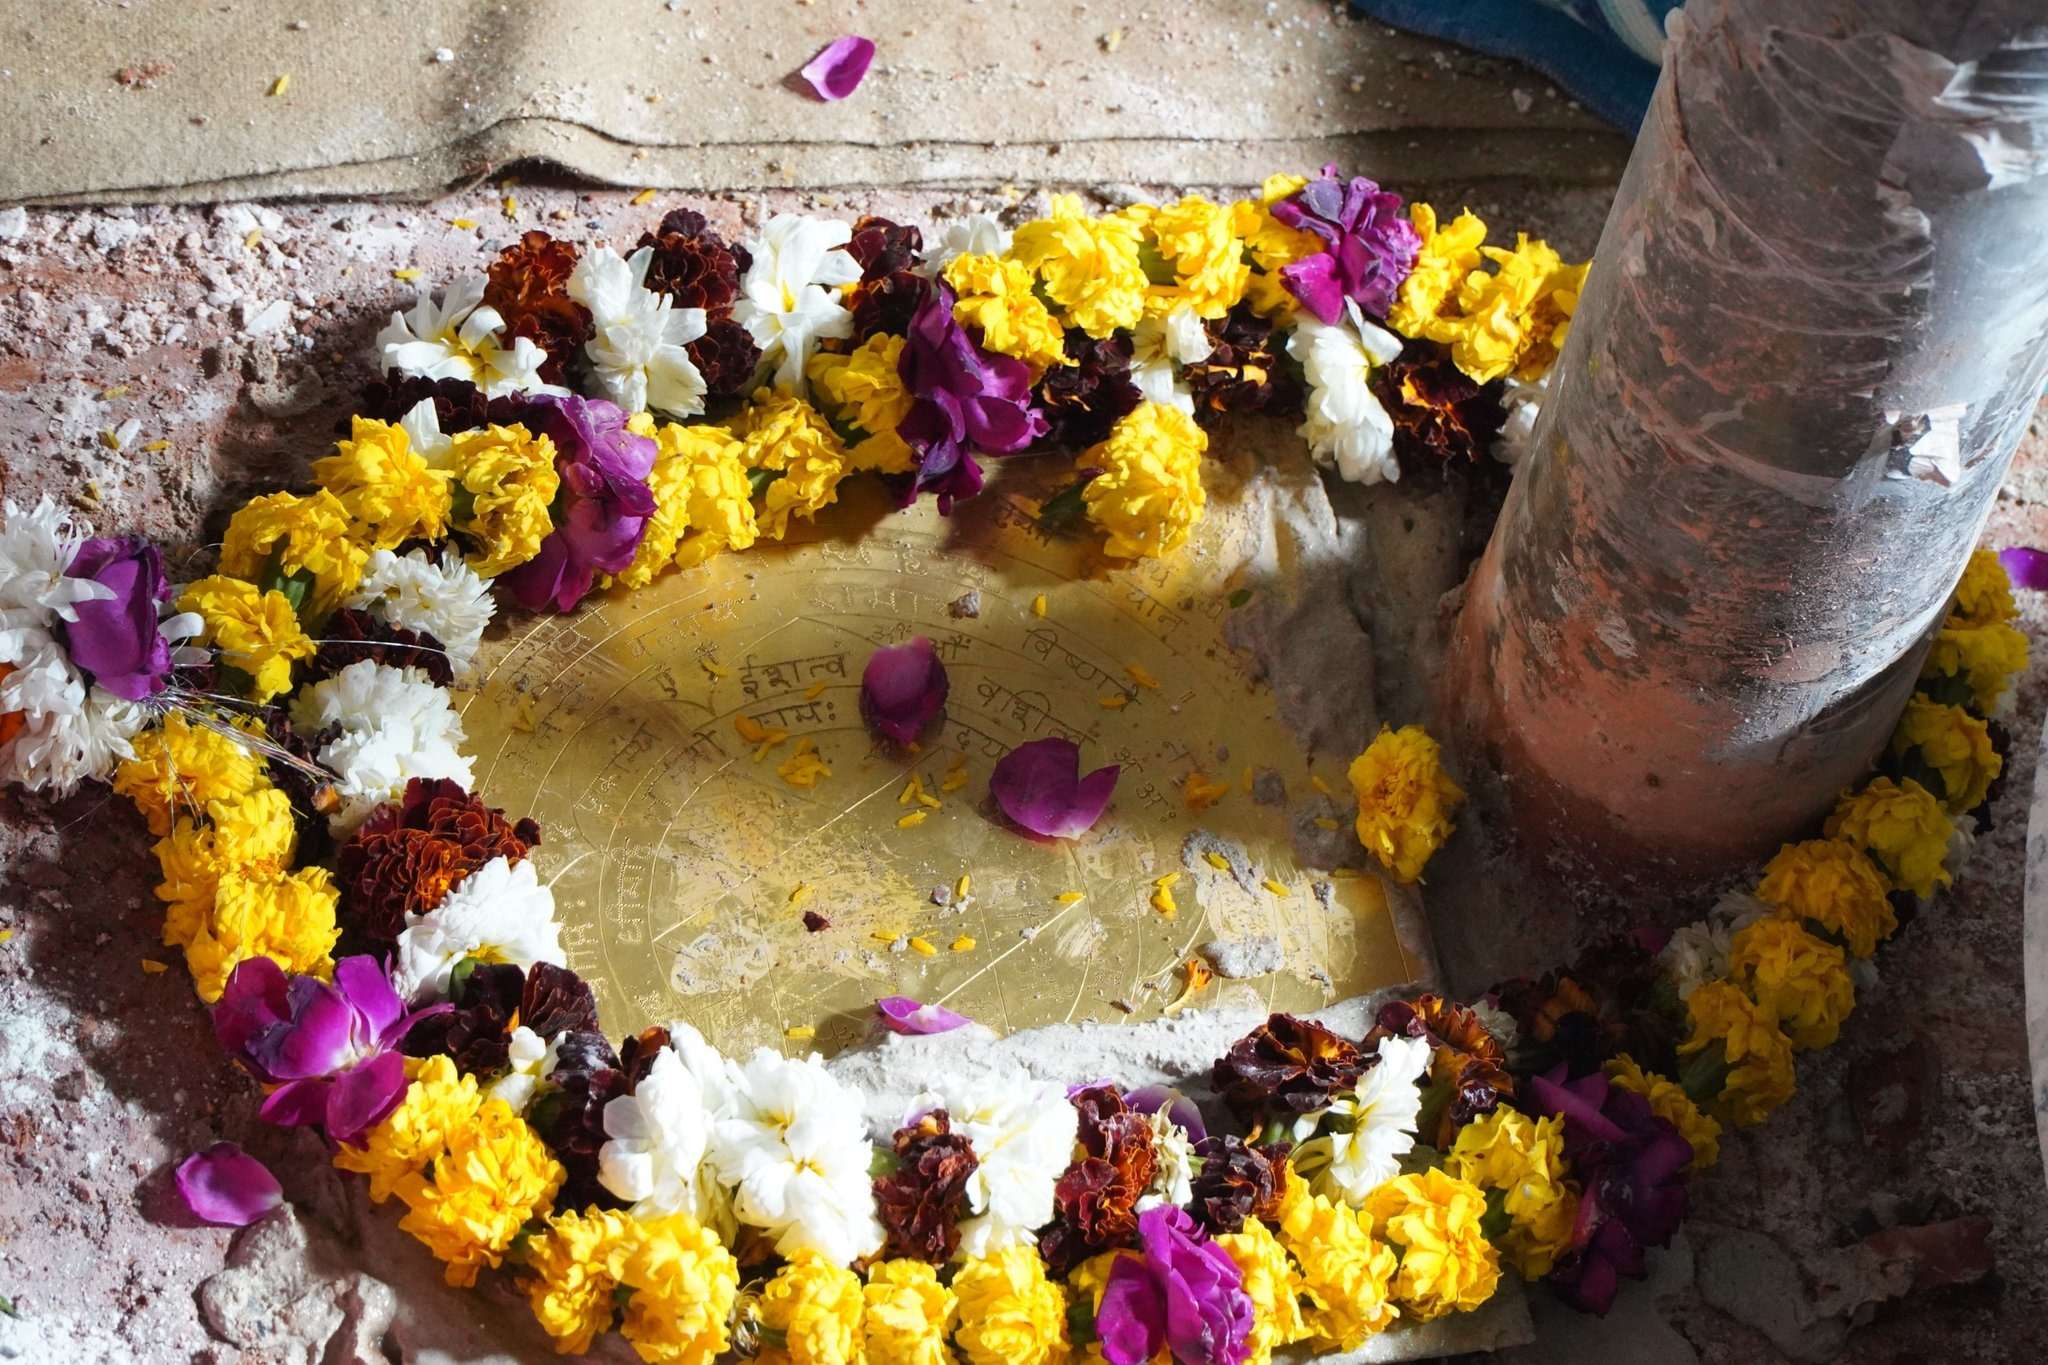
[459, 469, 1418, 1056]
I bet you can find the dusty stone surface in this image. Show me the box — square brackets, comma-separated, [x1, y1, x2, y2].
[1, 170, 2040, 1365]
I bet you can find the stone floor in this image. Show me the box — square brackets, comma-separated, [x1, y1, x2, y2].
[1, 7, 2045, 1363]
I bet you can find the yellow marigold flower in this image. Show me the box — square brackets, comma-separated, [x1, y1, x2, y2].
[218, 489, 367, 623]
[1386, 203, 1487, 340]
[183, 865, 340, 1004]
[522, 1205, 638, 1355]
[1214, 1218, 1313, 1365]
[1445, 1108, 1578, 1280]
[396, 1096, 564, 1287]
[1753, 838, 1896, 958]
[1727, 917, 1855, 1052]
[448, 423, 561, 577]
[1951, 547, 2018, 628]
[1012, 194, 1148, 338]
[1273, 1168, 1398, 1350]
[808, 335, 919, 474]
[175, 575, 317, 703]
[1362, 1168, 1501, 1322]
[760, 1251, 865, 1365]
[943, 254, 1069, 373]
[1678, 980, 1796, 1128]
[1892, 693, 2001, 816]
[952, 1246, 1070, 1365]
[154, 787, 297, 949]
[736, 390, 852, 540]
[114, 711, 269, 836]
[1922, 619, 2028, 714]
[863, 1259, 958, 1365]
[311, 416, 454, 550]
[1824, 777, 1952, 899]
[1604, 1054, 1721, 1169]
[615, 418, 761, 589]
[1081, 401, 1208, 560]
[335, 1054, 483, 1203]
[1122, 196, 1250, 320]
[617, 1213, 741, 1365]
[1437, 235, 1587, 384]
[1347, 723, 1466, 884]
[1232, 174, 1318, 319]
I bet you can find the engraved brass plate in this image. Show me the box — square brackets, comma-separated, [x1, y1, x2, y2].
[459, 466, 1418, 1057]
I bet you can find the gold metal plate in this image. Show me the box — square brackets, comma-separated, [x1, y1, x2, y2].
[459, 467, 1418, 1057]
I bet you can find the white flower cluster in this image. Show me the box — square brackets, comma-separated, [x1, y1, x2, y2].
[288, 659, 472, 832]
[392, 854, 565, 1002]
[917, 1074, 1079, 1259]
[1288, 300, 1404, 486]
[343, 548, 496, 678]
[376, 279, 566, 398]
[1289, 1033, 1433, 1207]
[1660, 889, 1773, 1000]
[568, 246, 707, 417]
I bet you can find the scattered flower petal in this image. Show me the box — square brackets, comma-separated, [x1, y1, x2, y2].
[799, 35, 876, 101]
[989, 738, 1119, 839]
[861, 637, 949, 744]
[1998, 546, 2048, 592]
[174, 1143, 282, 1227]
[877, 996, 972, 1035]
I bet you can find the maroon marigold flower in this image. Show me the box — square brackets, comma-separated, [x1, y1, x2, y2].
[529, 1044, 629, 1214]
[1188, 1135, 1290, 1235]
[401, 960, 601, 1078]
[1039, 1085, 1159, 1275]
[875, 1109, 981, 1263]
[1368, 993, 1514, 1147]
[845, 215, 924, 281]
[638, 208, 749, 316]
[305, 608, 455, 689]
[483, 230, 594, 387]
[335, 777, 541, 949]
[692, 318, 766, 400]
[1185, 306, 1302, 422]
[1212, 1012, 1368, 1121]
[1036, 329, 1142, 449]
[1369, 339, 1507, 475]
[346, 374, 535, 436]
[851, 269, 937, 344]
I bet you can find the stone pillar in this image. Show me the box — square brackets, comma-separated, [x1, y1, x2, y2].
[1446, 0, 2048, 880]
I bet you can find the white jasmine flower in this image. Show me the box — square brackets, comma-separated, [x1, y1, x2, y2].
[925, 212, 1013, 273]
[710, 1048, 881, 1264]
[662, 1019, 741, 1121]
[1660, 893, 1767, 1000]
[1136, 1108, 1198, 1212]
[0, 627, 144, 793]
[391, 854, 565, 1002]
[345, 548, 495, 677]
[1129, 305, 1212, 414]
[1468, 999, 1521, 1055]
[918, 1075, 1077, 1259]
[375, 278, 565, 398]
[1496, 374, 1547, 466]
[1289, 300, 1403, 485]
[1289, 1033, 1431, 1207]
[567, 246, 708, 417]
[398, 397, 454, 466]
[732, 214, 859, 394]
[0, 497, 111, 630]
[600, 1044, 722, 1221]
[289, 659, 472, 832]
[487, 1025, 558, 1113]
[1946, 813, 1979, 883]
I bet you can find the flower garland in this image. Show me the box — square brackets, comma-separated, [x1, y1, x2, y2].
[1, 173, 2021, 1362]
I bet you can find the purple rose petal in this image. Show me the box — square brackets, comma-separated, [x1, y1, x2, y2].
[1097, 1255, 1167, 1365]
[61, 536, 174, 700]
[1999, 546, 2048, 592]
[1270, 164, 1421, 324]
[500, 395, 658, 614]
[988, 738, 1119, 839]
[877, 995, 972, 1035]
[798, 35, 875, 101]
[174, 1143, 282, 1227]
[861, 637, 950, 745]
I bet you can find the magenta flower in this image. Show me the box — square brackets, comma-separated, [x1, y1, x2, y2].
[876, 996, 973, 1035]
[1124, 1083, 1209, 1143]
[862, 637, 949, 744]
[1097, 1206, 1254, 1365]
[1524, 1064, 1692, 1315]
[896, 283, 1048, 511]
[61, 536, 174, 699]
[1271, 165, 1421, 324]
[500, 395, 658, 613]
[213, 955, 445, 1146]
[798, 35, 876, 101]
[989, 738, 1118, 839]
[1999, 546, 2048, 592]
[174, 1142, 282, 1227]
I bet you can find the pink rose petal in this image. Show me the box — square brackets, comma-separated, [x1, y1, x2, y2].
[989, 738, 1119, 838]
[877, 995, 972, 1035]
[799, 35, 875, 101]
[174, 1142, 282, 1227]
[1999, 546, 2048, 592]
[862, 637, 949, 745]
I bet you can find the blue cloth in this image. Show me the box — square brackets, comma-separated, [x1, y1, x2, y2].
[1350, 0, 1674, 133]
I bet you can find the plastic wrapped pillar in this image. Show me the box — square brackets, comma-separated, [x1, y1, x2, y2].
[1446, 0, 2048, 880]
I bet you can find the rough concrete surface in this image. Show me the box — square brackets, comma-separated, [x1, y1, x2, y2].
[0, 69, 2042, 1365]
